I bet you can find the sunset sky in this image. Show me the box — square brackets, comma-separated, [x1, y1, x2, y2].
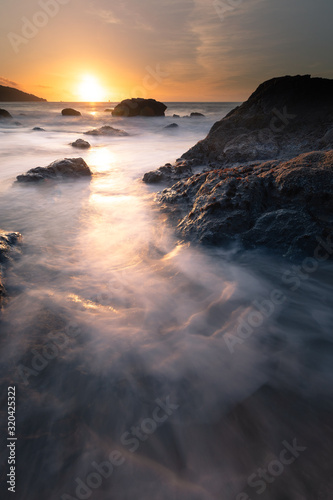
[0, 0, 332, 102]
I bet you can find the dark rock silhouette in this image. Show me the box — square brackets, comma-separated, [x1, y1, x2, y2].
[71, 139, 91, 149]
[0, 85, 46, 102]
[183, 75, 333, 165]
[0, 108, 12, 119]
[112, 98, 167, 117]
[61, 108, 81, 116]
[84, 125, 128, 136]
[32, 127, 45, 131]
[16, 158, 92, 182]
[190, 112, 205, 117]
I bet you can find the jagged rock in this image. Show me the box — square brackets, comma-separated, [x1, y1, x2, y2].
[183, 75, 333, 165]
[71, 138, 91, 149]
[0, 109, 12, 119]
[0, 231, 21, 306]
[143, 160, 194, 184]
[157, 150, 333, 259]
[112, 98, 167, 117]
[16, 158, 92, 182]
[61, 108, 81, 116]
[84, 125, 128, 136]
[164, 123, 179, 129]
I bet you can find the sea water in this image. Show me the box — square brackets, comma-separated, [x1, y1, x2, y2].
[0, 102, 332, 500]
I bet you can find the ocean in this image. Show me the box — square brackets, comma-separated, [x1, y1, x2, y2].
[0, 101, 332, 500]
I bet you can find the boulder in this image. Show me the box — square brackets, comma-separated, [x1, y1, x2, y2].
[183, 75, 333, 165]
[157, 150, 333, 258]
[112, 98, 167, 117]
[61, 108, 81, 116]
[16, 158, 92, 182]
[173, 114, 180, 118]
[143, 160, 194, 184]
[32, 127, 45, 131]
[0, 108, 12, 119]
[0, 231, 21, 306]
[71, 138, 91, 149]
[190, 112, 205, 117]
[84, 125, 128, 136]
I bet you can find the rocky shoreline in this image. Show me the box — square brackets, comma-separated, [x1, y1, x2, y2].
[0, 231, 21, 306]
[143, 75, 333, 259]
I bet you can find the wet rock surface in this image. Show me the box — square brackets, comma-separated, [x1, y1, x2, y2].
[157, 151, 333, 258]
[16, 158, 92, 183]
[144, 76, 333, 258]
[112, 98, 167, 117]
[0, 231, 21, 305]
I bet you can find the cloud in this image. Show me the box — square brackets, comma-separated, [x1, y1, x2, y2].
[0, 77, 19, 88]
[87, 7, 121, 24]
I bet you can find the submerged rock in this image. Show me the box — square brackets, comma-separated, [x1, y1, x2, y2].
[16, 158, 92, 182]
[0, 108, 12, 119]
[71, 138, 91, 149]
[61, 108, 81, 116]
[84, 125, 128, 136]
[112, 98, 167, 117]
[157, 150, 333, 258]
[0, 231, 21, 306]
[164, 123, 179, 129]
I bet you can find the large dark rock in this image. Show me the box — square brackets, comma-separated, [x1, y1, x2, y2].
[143, 159, 194, 184]
[16, 158, 92, 183]
[112, 98, 167, 117]
[157, 150, 333, 259]
[0, 108, 12, 119]
[0, 231, 21, 306]
[61, 108, 81, 116]
[84, 125, 128, 136]
[183, 75, 333, 165]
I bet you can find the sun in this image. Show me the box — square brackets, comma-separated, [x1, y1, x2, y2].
[78, 75, 106, 102]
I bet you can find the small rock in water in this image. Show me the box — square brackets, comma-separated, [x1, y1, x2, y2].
[61, 108, 81, 116]
[0, 109, 12, 119]
[16, 158, 92, 183]
[164, 123, 179, 129]
[32, 127, 46, 131]
[173, 114, 180, 118]
[84, 125, 128, 136]
[71, 138, 91, 149]
[0, 231, 21, 306]
[190, 112, 205, 117]
[104, 108, 113, 112]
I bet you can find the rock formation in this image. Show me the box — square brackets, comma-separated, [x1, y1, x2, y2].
[112, 98, 167, 117]
[16, 158, 92, 182]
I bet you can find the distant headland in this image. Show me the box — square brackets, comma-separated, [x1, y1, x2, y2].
[0, 85, 46, 102]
